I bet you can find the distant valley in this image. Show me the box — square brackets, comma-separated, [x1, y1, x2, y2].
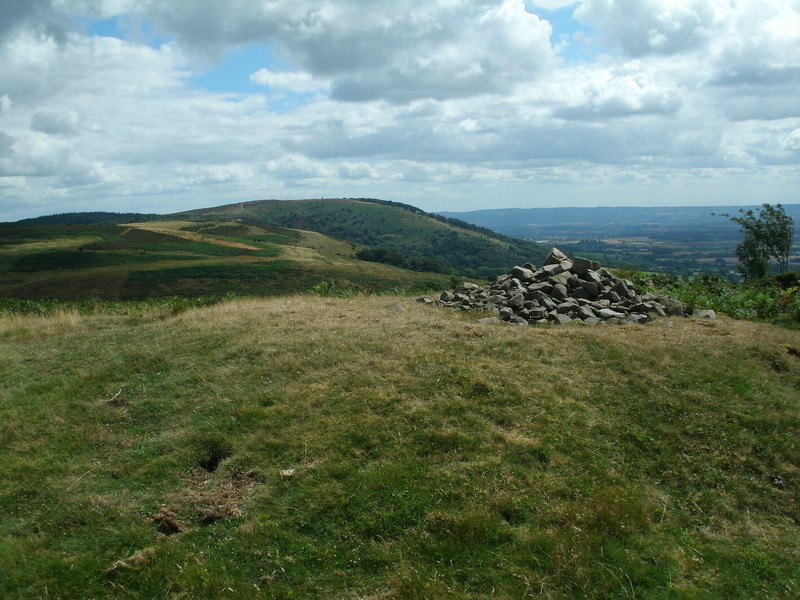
[441, 205, 800, 278]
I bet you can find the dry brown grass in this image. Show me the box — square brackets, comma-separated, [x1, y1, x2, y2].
[0, 309, 83, 340]
[124, 221, 262, 250]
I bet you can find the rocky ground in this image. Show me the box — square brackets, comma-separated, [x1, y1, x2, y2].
[420, 248, 715, 325]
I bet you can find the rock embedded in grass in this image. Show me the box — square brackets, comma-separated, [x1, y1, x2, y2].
[422, 247, 690, 326]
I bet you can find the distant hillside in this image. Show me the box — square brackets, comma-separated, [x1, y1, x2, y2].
[0, 219, 450, 301]
[179, 198, 548, 278]
[441, 205, 800, 277]
[9, 211, 161, 226]
[439, 205, 800, 241]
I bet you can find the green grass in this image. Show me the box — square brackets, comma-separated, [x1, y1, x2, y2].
[1, 297, 798, 599]
[631, 272, 800, 325]
[8, 250, 202, 272]
[83, 227, 281, 257]
[0, 220, 450, 301]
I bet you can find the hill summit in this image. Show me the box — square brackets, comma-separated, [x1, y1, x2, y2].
[179, 198, 549, 278]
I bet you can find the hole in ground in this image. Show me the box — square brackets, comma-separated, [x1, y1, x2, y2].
[198, 439, 232, 472]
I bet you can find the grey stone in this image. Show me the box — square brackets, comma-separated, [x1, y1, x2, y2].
[549, 272, 571, 285]
[528, 308, 547, 320]
[647, 302, 667, 317]
[692, 309, 717, 319]
[581, 270, 603, 285]
[509, 316, 529, 325]
[571, 286, 590, 300]
[590, 299, 611, 309]
[532, 268, 550, 281]
[597, 308, 625, 320]
[499, 307, 514, 320]
[598, 268, 617, 281]
[662, 299, 686, 317]
[557, 301, 578, 314]
[539, 297, 558, 312]
[496, 278, 515, 291]
[526, 282, 553, 295]
[612, 279, 636, 299]
[572, 256, 599, 275]
[508, 293, 525, 310]
[625, 313, 648, 324]
[544, 247, 570, 266]
[456, 282, 480, 292]
[511, 266, 536, 281]
[571, 256, 591, 275]
[542, 263, 565, 276]
[477, 317, 503, 325]
[439, 291, 455, 302]
[385, 302, 405, 311]
[549, 313, 573, 324]
[579, 280, 600, 298]
[550, 283, 568, 301]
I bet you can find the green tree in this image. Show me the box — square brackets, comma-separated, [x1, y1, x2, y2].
[735, 232, 769, 280]
[722, 203, 794, 277]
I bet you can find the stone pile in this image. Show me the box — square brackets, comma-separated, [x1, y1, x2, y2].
[420, 248, 692, 325]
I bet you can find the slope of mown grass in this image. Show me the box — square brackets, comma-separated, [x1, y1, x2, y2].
[1, 299, 799, 599]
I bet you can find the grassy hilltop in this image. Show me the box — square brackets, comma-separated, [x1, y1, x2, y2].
[1, 296, 799, 599]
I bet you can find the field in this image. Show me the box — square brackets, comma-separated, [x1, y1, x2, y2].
[0, 220, 449, 301]
[1, 296, 799, 599]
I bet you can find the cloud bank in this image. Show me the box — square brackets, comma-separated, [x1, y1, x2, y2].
[0, 0, 798, 219]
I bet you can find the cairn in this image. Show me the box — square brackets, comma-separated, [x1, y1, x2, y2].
[419, 248, 693, 325]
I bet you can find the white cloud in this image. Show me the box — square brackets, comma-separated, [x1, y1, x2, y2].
[575, 0, 720, 56]
[250, 69, 329, 93]
[30, 109, 82, 135]
[84, 0, 554, 103]
[2, 0, 800, 220]
[553, 64, 684, 120]
[525, 0, 581, 9]
[785, 128, 800, 152]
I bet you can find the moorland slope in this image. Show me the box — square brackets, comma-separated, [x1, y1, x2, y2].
[0, 217, 450, 301]
[1, 296, 798, 599]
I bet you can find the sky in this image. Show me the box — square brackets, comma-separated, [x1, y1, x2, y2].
[0, 0, 799, 221]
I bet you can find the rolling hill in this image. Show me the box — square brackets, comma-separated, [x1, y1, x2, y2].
[0, 217, 449, 301]
[1, 198, 550, 301]
[178, 198, 549, 278]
